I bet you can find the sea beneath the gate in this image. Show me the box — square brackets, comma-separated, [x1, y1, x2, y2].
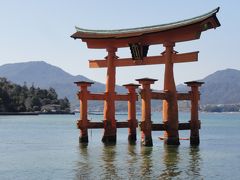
[0, 112, 240, 179]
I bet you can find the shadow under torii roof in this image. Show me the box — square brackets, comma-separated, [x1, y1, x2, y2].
[71, 7, 220, 49]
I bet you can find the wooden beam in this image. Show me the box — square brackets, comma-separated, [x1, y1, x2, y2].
[177, 93, 191, 100]
[172, 51, 199, 63]
[89, 51, 198, 68]
[89, 60, 107, 68]
[179, 122, 192, 130]
[88, 93, 105, 100]
[149, 92, 191, 100]
[83, 121, 129, 129]
[86, 93, 139, 102]
[88, 122, 104, 129]
[115, 94, 129, 101]
[87, 92, 191, 101]
[152, 122, 193, 131]
[88, 93, 132, 101]
[151, 92, 168, 100]
[79, 121, 198, 130]
[151, 123, 166, 131]
[116, 121, 129, 128]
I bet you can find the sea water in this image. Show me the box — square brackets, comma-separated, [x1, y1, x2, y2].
[0, 112, 240, 179]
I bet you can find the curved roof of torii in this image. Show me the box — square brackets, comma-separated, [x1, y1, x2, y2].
[71, 7, 220, 48]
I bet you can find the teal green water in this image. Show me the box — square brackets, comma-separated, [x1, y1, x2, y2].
[0, 112, 240, 179]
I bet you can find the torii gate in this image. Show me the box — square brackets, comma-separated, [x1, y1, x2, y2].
[71, 8, 220, 146]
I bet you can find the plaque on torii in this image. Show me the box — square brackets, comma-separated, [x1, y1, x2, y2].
[71, 7, 220, 145]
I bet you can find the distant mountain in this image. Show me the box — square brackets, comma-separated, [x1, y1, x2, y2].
[177, 68, 240, 105]
[0, 61, 126, 109]
[201, 69, 240, 104]
[1, 61, 240, 109]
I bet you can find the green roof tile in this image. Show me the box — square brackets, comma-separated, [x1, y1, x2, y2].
[72, 7, 220, 39]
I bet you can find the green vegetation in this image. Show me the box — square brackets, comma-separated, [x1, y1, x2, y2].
[0, 77, 70, 112]
[202, 104, 240, 112]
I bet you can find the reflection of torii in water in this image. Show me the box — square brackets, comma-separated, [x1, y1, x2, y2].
[72, 7, 221, 146]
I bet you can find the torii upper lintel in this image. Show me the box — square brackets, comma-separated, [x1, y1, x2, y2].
[71, 7, 220, 49]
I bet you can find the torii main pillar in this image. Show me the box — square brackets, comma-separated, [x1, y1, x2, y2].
[162, 42, 180, 145]
[102, 47, 117, 143]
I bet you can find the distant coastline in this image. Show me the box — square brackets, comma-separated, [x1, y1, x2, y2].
[0, 112, 39, 115]
[0, 112, 75, 116]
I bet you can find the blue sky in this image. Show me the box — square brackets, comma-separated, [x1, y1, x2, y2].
[0, 1, 239, 88]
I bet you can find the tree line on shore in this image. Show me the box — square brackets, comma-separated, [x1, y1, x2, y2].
[0, 77, 70, 112]
[201, 104, 240, 112]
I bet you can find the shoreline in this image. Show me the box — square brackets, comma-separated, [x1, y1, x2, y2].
[0, 112, 75, 116]
[1, 111, 240, 116]
[0, 112, 39, 115]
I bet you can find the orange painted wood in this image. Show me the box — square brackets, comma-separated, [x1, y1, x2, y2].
[89, 51, 198, 68]
[78, 121, 195, 130]
[151, 92, 191, 100]
[185, 81, 203, 145]
[89, 60, 107, 68]
[82, 121, 129, 129]
[102, 48, 117, 142]
[88, 93, 105, 100]
[162, 43, 180, 145]
[117, 122, 129, 128]
[74, 81, 94, 143]
[172, 51, 198, 63]
[72, 8, 220, 49]
[137, 78, 157, 146]
[88, 122, 104, 129]
[152, 122, 192, 131]
[123, 84, 140, 142]
[80, 23, 204, 49]
[115, 94, 129, 101]
[87, 93, 132, 101]
[151, 91, 168, 100]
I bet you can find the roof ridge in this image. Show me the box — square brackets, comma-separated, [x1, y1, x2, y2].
[74, 7, 220, 34]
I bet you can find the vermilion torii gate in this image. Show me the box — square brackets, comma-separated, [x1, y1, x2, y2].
[71, 8, 220, 146]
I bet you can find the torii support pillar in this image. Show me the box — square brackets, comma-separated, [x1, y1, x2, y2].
[123, 83, 140, 143]
[137, 78, 157, 146]
[185, 81, 204, 146]
[162, 43, 180, 145]
[74, 81, 93, 143]
[102, 48, 118, 144]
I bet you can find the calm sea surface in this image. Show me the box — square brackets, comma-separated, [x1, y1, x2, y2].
[0, 112, 240, 179]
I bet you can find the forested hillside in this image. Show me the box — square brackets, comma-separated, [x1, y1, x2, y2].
[0, 61, 126, 109]
[0, 77, 70, 112]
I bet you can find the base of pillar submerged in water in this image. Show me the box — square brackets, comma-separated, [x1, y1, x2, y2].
[142, 136, 153, 147]
[164, 137, 180, 145]
[102, 135, 117, 144]
[190, 136, 200, 146]
[128, 134, 137, 143]
[79, 136, 88, 143]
